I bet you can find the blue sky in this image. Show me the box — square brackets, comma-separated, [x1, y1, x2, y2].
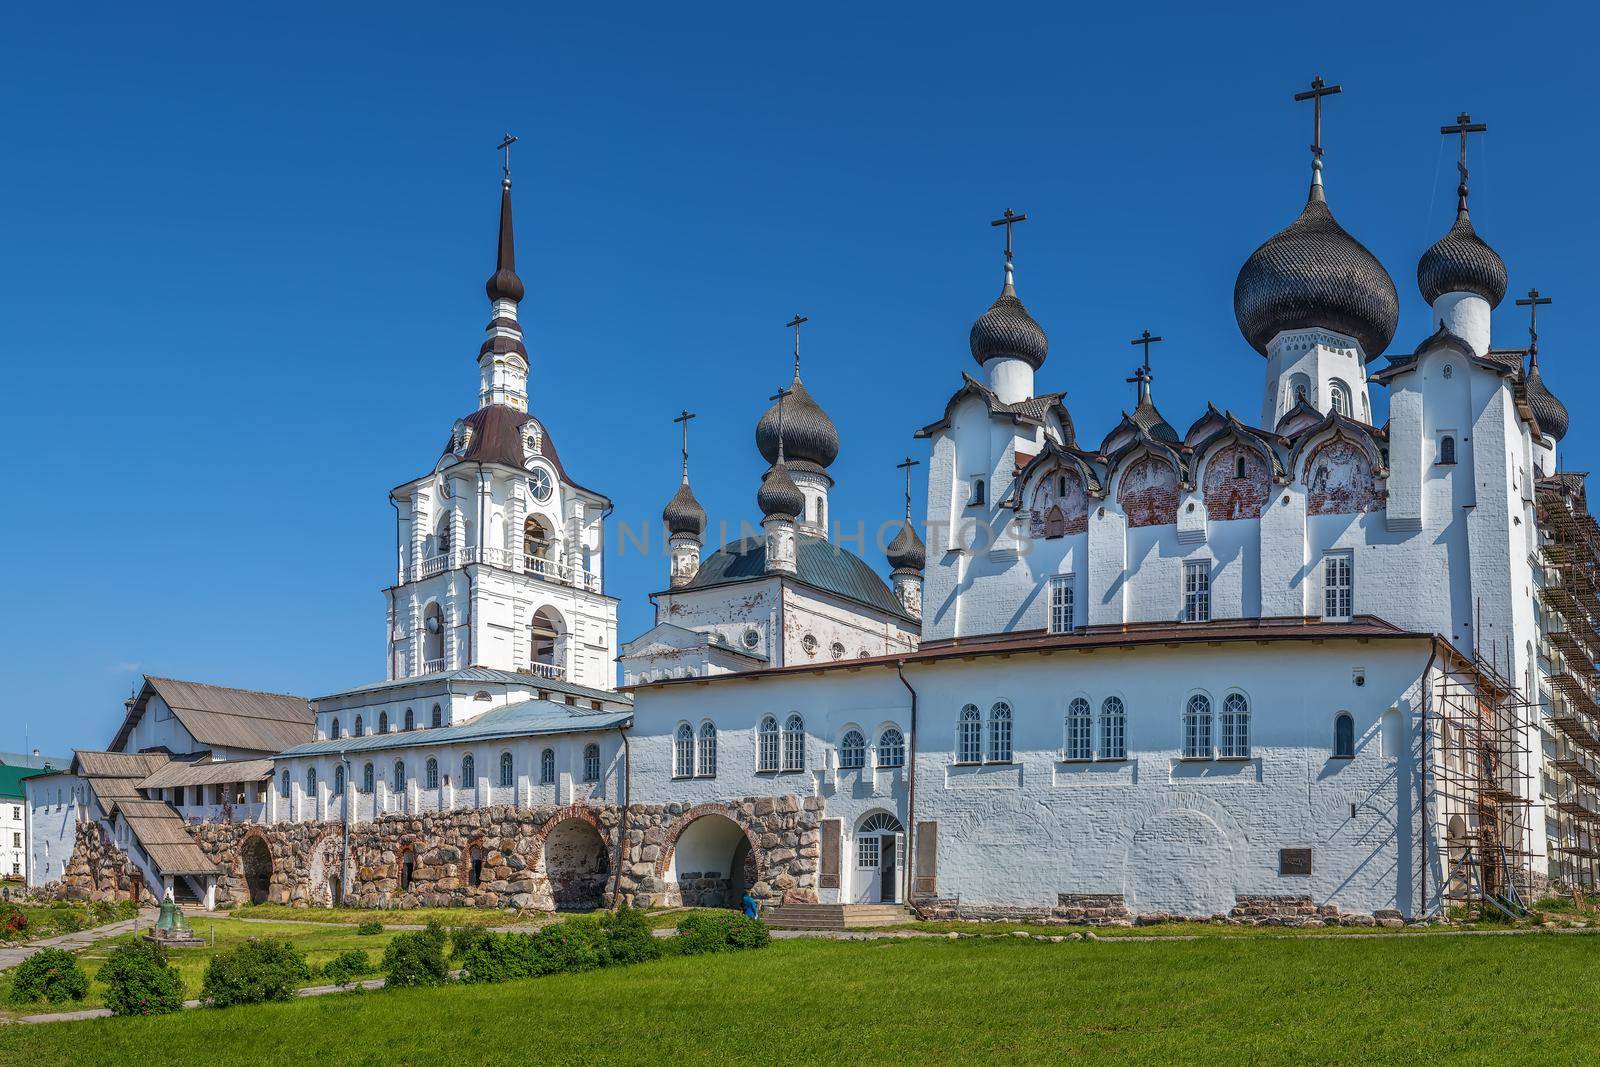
[3, 2, 1595, 756]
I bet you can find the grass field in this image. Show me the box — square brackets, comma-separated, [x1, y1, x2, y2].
[0, 918, 401, 1018]
[0, 900, 137, 945]
[2, 931, 1597, 1064]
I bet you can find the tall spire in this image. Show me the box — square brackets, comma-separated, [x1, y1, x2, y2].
[485, 134, 524, 304]
[477, 137, 530, 409]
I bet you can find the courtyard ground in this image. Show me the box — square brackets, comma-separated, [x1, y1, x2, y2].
[2, 929, 1597, 1064]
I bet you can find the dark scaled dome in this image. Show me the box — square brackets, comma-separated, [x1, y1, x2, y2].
[756, 378, 838, 469]
[970, 269, 1048, 370]
[1526, 353, 1569, 443]
[1234, 184, 1399, 360]
[757, 462, 805, 518]
[1418, 209, 1507, 307]
[662, 480, 706, 537]
[885, 519, 925, 572]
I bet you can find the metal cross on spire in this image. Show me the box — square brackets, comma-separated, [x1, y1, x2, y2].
[1516, 288, 1551, 354]
[1127, 330, 1163, 404]
[1293, 75, 1342, 165]
[990, 208, 1028, 264]
[672, 409, 696, 481]
[785, 314, 809, 379]
[497, 133, 518, 183]
[769, 385, 792, 463]
[896, 456, 921, 520]
[1440, 112, 1487, 211]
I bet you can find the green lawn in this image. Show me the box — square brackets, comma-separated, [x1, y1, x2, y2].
[0, 918, 401, 1018]
[0, 900, 137, 945]
[3, 932, 1599, 1063]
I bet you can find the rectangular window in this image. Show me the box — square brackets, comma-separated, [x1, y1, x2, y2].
[1183, 560, 1211, 623]
[1323, 552, 1353, 621]
[857, 835, 880, 869]
[1048, 575, 1075, 635]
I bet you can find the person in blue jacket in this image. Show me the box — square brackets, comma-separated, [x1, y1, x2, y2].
[741, 891, 758, 919]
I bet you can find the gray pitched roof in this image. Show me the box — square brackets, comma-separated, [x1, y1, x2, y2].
[314, 666, 630, 706]
[111, 677, 314, 755]
[277, 698, 632, 758]
[679, 535, 915, 623]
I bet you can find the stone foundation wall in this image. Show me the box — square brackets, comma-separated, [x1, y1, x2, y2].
[914, 892, 1400, 928]
[59, 822, 140, 903]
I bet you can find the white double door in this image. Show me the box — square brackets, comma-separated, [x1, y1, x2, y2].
[853, 831, 904, 904]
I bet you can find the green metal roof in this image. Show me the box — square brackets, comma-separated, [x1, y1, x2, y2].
[682, 535, 914, 623]
[0, 764, 55, 800]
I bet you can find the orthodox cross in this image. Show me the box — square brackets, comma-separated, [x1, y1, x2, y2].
[896, 456, 920, 519]
[672, 409, 696, 480]
[1293, 75, 1342, 161]
[769, 385, 792, 462]
[1516, 288, 1551, 352]
[785, 314, 809, 379]
[1127, 330, 1163, 403]
[1440, 112, 1487, 207]
[497, 133, 518, 182]
[990, 208, 1028, 264]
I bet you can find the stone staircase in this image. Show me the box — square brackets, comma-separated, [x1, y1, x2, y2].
[762, 903, 912, 930]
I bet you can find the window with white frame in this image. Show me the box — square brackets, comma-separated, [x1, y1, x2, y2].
[1100, 696, 1127, 760]
[333, 764, 345, 795]
[674, 723, 695, 778]
[461, 754, 475, 785]
[1183, 560, 1211, 623]
[1183, 695, 1212, 759]
[1323, 551, 1353, 621]
[393, 761, 406, 790]
[877, 727, 905, 768]
[583, 743, 601, 783]
[957, 705, 982, 764]
[857, 834, 880, 868]
[1048, 575, 1075, 634]
[758, 716, 780, 772]
[539, 748, 555, 785]
[362, 762, 374, 793]
[698, 721, 717, 777]
[1329, 379, 1352, 417]
[840, 729, 866, 770]
[988, 702, 1013, 763]
[783, 714, 806, 771]
[1220, 693, 1251, 758]
[425, 758, 439, 789]
[1065, 698, 1093, 760]
[498, 751, 513, 788]
[306, 767, 317, 795]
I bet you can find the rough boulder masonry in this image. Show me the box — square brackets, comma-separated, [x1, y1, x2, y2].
[32, 83, 1598, 926]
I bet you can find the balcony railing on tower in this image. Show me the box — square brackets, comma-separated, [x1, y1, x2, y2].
[407, 549, 599, 592]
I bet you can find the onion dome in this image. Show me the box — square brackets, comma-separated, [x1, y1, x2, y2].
[885, 519, 925, 573]
[969, 264, 1048, 370]
[1131, 395, 1179, 445]
[1234, 180, 1398, 360]
[1418, 209, 1506, 307]
[757, 462, 804, 519]
[484, 179, 525, 304]
[662, 480, 705, 537]
[1526, 352, 1569, 443]
[756, 378, 838, 469]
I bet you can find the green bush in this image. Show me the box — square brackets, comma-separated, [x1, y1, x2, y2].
[319, 950, 375, 986]
[200, 937, 310, 1007]
[449, 923, 493, 961]
[382, 921, 449, 987]
[674, 911, 770, 955]
[355, 919, 385, 935]
[458, 908, 663, 984]
[8, 948, 89, 1005]
[595, 906, 664, 966]
[99, 939, 184, 1016]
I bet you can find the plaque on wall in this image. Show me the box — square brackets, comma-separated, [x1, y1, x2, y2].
[1279, 848, 1313, 876]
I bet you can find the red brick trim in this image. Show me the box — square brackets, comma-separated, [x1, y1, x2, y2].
[530, 804, 611, 856]
[653, 802, 763, 884]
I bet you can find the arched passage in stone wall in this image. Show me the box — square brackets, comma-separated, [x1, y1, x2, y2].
[662, 810, 759, 908]
[540, 816, 610, 910]
[240, 834, 273, 905]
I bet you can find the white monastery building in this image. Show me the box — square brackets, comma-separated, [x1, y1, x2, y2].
[40, 84, 1600, 927]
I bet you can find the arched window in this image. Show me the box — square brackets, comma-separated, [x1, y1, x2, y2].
[501, 751, 515, 787]
[583, 743, 601, 783]
[698, 721, 717, 778]
[758, 716, 780, 772]
[970, 478, 986, 506]
[1065, 698, 1093, 761]
[1329, 379, 1351, 416]
[1334, 712, 1356, 759]
[1220, 693, 1251, 759]
[431, 704, 443, 729]
[957, 705, 982, 765]
[393, 760, 406, 791]
[425, 758, 439, 789]
[333, 764, 345, 795]
[782, 715, 806, 771]
[536, 747, 554, 784]
[674, 723, 695, 778]
[436, 518, 452, 556]
[840, 730, 867, 770]
[280, 770, 290, 799]
[1058, 474, 1068, 496]
[306, 767, 317, 795]
[378, 711, 389, 734]
[354, 715, 364, 738]
[1439, 435, 1456, 465]
[330, 717, 341, 741]
[877, 727, 905, 769]
[1183, 695, 1212, 759]
[362, 762, 374, 793]
[461, 754, 475, 785]
[404, 708, 415, 731]
[1100, 697, 1127, 760]
[988, 702, 1013, 763]
[1235, 454, 1247, 479]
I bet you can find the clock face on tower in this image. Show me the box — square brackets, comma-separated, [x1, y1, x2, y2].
[528, 467, 553, 503]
